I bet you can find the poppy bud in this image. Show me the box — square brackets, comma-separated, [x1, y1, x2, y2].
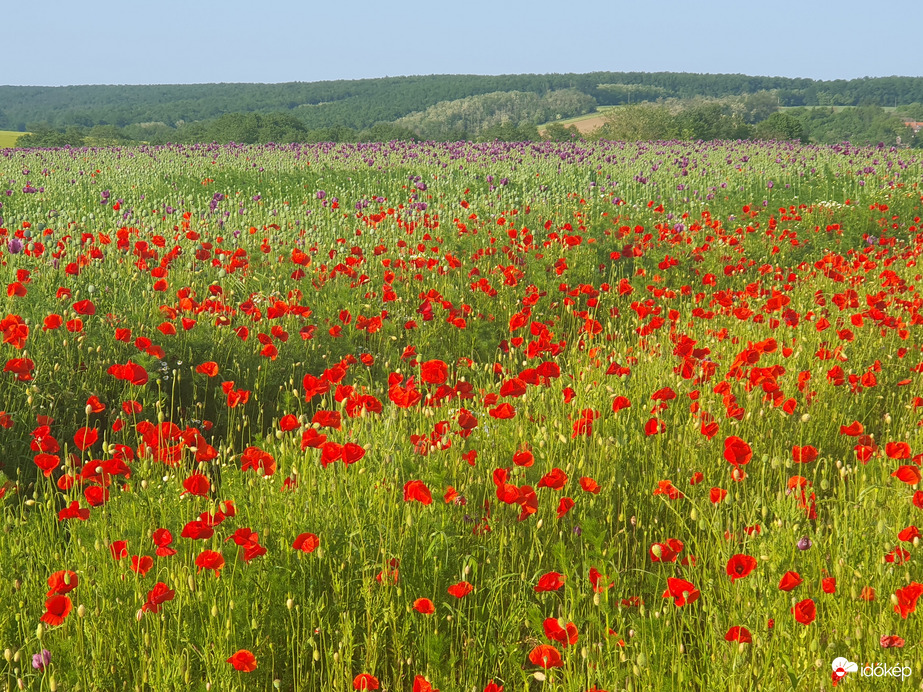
[36, 624, 43, 640]
[286, 599, 294, 610]
[77, 604, 85, 618]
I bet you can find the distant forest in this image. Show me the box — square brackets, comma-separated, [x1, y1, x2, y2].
[2, 71, 923, 147]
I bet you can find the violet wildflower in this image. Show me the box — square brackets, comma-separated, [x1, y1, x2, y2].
[32, 649, 51, 672]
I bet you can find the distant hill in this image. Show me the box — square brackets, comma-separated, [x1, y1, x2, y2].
[3, 72, 923, 133]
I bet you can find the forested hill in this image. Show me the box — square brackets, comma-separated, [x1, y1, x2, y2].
[3, 71, 923, 131]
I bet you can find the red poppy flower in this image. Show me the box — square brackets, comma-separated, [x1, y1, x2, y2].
[588, 567, 613, 593]
[512, 449, 534, 467]
[182, 473, 211, 497]
[534, 572, 566, 592]
[724, 626, 752, 644]
[73, 427, 98, 451]
[85, 395, 105, 413]
[538, 468, 567, 490]
[528, 644, 563, 669]
[791, 598, 816, 625]
[710, 487, 728, 504]
[792, 445, 818, 463]
[137, 581, 175, 614]
[840, 421, 864, 436]
[279, 414, 299, 432]
[612, 396, 631, 412]
[152, 529, 176, 557]
[312, 409, 342, 430]
[898, 525, 920, 542]
[894, 582, 923, 618]
[884, 541, 911, 563]
[181, 520, 214, 540]
[241, 446, 276, 477]
[556, 497, 575, 518]
[412, 675, 438, 692]
[447, 581, 473, 598]
[403, 480, 432, 505]
[881, 635, 906, 648]
[293, 533, 319, 553]
[34, 453, 59, 477]
[130, 555, 154, 577]
[58, 500, 90, 521]
[489, 403, 516, 419]
[353, 674, 380, 690]
[196, 361, 219, 377]
[892, 466, 921, 485]
[483, 682, 503, 692]
[723, 436, 752, 466]
[579, 476, 600, 494]
[822, 577, 837, 594]
[46, 570, 79, 596]
[662, 577, 700, 606]
[652, 479, 684, 500]
[342, 442, 366, 465]
[413, 597, 435, 614]
[420, 359, 448, 385]
[40, 595, 72, 626]
[543, 618, 578, 646]
[886, 442, 912, 460]
[227, 649, 257, 672]
[72, 299, 95, 315]
[42, 314, 63, 331]
[195, 550, 225, 577]
[778, 571, 803, 591]
[726, 554, 757, 581]
[110, 540, 128, 560]
[141, 581, 175, 613]
[500, 378, 527, 398]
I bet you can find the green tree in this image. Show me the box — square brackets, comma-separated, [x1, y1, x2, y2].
[543, 122, 581, 141]
[596, 104, 676, 141]
[742, 91, 779, 123]
[753, 112, 805, 141]
[356, 122, 418, 142]
[17, 123, 86, 147]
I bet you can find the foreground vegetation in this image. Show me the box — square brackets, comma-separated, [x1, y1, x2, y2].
[0, 139, 922, 691]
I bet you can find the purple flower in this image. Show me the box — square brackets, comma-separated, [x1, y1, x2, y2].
[32, 649, 51, 672]
[316, 190, 326, 200]
[7, 238, 23, 254]
[796, 536, 812, 551]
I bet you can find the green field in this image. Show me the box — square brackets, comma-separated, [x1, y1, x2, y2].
[0, 131, 25, 147]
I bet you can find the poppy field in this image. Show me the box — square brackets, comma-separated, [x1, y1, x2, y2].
[1, 139, 923, 691]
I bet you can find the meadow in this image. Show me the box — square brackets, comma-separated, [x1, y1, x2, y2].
[0, 133, 24, 149]
[0, 138, 921, 692]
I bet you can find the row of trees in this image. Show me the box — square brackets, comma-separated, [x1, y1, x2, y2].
[393, 89, 595, 140]
[5, 72, 923, 132]
[592, 102, 920, 147]
[11, 102, 920, 149]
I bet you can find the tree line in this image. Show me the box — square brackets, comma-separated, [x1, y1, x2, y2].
[4, 71, 923, 133]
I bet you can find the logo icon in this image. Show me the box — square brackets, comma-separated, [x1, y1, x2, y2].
[832, 657, 859, 680]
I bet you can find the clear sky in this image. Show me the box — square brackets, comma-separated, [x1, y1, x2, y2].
[4, 0, 922, 86]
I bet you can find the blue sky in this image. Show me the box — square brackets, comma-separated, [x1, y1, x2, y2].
[4, 0, 922, 85]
